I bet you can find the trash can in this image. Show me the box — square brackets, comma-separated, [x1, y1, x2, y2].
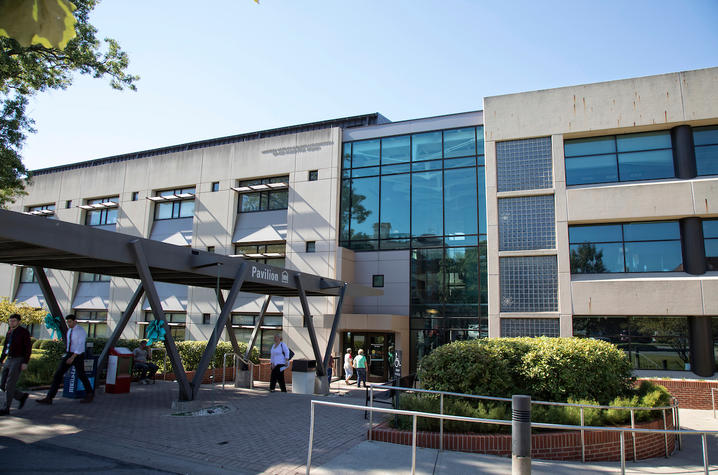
[62, 354, 98, 399]
[291, 359, 315, 394]
[105, 347, 133, 394]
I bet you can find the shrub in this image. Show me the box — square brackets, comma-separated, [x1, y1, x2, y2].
[396, 394, 508, 433]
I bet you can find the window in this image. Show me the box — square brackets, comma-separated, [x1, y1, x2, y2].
[565, 131, 674, 185]
[231, 313, 283, 357]
[704, 219, 718, 271]
[496, 137, 553, 192]
[233, 243, 285, 267]
[79, 272, 110, 282]
[132, 192, 139, 201]
[65, 200, 72, 209]
[306, 241, 316, 253]
[498, 195, 555, 251]
[26, 204, 56, 218]
[143, 311, 186, 341]
[569, 221, 683, 273]
[308, 170, 318, 181]
[74, 310, 108, 338]
[207, 246, 215, 253]
[153, 187, 195, 220]
[694, 126, 718, 176]
[237, 176, 288, 213]
[83, 196, 119, 226]
[19, 267, 37, 283]
[499, 256, 558, 312]
[372, 274, 384, 288]
[202, 313, 211, 325]
[211, 182, 220, 192]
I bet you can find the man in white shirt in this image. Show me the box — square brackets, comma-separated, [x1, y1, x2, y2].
[36, 314, 95, 404]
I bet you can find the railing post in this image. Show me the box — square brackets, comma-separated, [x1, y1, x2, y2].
[713, 388, 716, 419]
[411, 414, 417, 475]
[620, 431, 626, 475]
[702, 433, 709, 475]
[630, 408, 637, 462]
[439, 393, 444, 452]
[511, 395, 531, 475]
[306, 401, 315, 475]
[662, 409, 669, 457]
[580, 406, 585, 463]
[369, 385, 374, 441]
[675, 400, 682, 450]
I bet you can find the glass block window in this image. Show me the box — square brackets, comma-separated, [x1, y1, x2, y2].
[496, 137, 552, 192]
[499, 256, 558, 312]
[498, 195, 555, 251]
[704, 219, 718, 271]
[500, 318, 559, 337]
[694, 125, 718, 176]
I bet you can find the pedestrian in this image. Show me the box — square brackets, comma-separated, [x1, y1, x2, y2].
[353, 349, 367, 388]
[269, 333, 290, 392]
[36, 314, 95, 404]
[0, 313, 32, 415]
[343, 348, 353, 385]
[133, 340, 158, 384]
[327, 352, 334, 386]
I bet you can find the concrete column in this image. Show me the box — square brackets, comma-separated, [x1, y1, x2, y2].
[688, 316, 715, 377]
[679, 218, 706, 275]
[671, 125, 697, 179]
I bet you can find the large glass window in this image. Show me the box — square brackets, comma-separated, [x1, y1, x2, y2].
[569, 221, 682, 273]
[75, 310, 108, 338]
[154, 187, 195, 220]
[234, 243, 286, 267]
[444, 168, 478, 237]
[349, 176, 380, 241]
[26, 203, 56, 218]
[143, 311, 186, 341]
[704, 219, 718, 271]
[84, 196, 118, 226]
[379, 174, 410, 239]
[237, 176, 288, 213]
[694, 125, 718, 176]
[231, 313, 282, 357]
[573, 316, 689, 370]
[565, 131, 674, 185]
[79, 272, 111, 282]
[411, 170, 442, 238]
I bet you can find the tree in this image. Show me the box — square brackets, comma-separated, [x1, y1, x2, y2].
[0, 0, 139, 207]
[570, 243, 607, 274]
[0, 297, 46, 325]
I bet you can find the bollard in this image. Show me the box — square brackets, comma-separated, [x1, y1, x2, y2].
[512, 395, 531, 475]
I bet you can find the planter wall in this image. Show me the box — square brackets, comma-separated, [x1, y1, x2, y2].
[639, 378, 718, 410]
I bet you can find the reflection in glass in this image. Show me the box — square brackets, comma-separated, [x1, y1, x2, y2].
[381, 135, 410, 164]
[565, 155, 618, 185]
[565, 136, 616, 157]
[443, 127, 476, 158]
[445, 247, 479, 304]
[624, 241, 683, 272]
[411, 248, 443, 305]
[616, 131, 671, 153]
[411, 171, 442, 237]
[380, 174, 410, 238]
[444, 168, 477, 237]
[569, 224, 622, 243]
[350, 177, 379, 240]
[623, 221, 679, 241]
[696, 144, 718, 176]
[618, 149, 675, 181]
[352, 139, 380, 167]
[570, 243, 624, 273]
[412, 131, 442, 161]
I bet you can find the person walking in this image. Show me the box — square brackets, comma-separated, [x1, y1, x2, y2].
[269, 333, 290, 392]
[327, 352, 334, 387]
[353, 349, 367, 388]
[0, 313, 32, 415]
[343, 348, 353, 385]
[36, 314, 94, 404]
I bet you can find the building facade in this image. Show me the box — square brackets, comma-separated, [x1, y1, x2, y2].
[2, 67, 717, 377]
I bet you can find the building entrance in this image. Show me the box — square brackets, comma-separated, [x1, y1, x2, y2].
[342, 332, 395, 382]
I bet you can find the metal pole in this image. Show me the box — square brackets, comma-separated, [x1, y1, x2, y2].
[630, 408, 636, 462]
[411, 414, 417, 475]
[369, 385, 374, 441]
[713, 388, 716, 419]
[580, 406, 585, 463]
[702, 433, 709, 475]
[511, 395, 531, 475]
[662, 409, 669, 457]
[675, 401, 682, 450]
[245, 294, 271, 362]
[440, 393, 444, 452]
[620, 432, 626, 475]
[306, 401, 315, 475]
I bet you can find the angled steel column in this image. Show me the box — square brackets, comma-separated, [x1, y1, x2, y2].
[33, 266, 68, 342]
[97, 283, 144, 374]
[191, 263, 248, 398]
[295, 275, 325, 377]
[245, 295, 272, 362]
[216, 290, 243, 356]
[323, 283, 347, 372]
[130, 240, 192, 401]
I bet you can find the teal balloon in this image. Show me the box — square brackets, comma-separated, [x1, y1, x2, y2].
[146, 320, 166, 346]
[44, 313, 61, 339]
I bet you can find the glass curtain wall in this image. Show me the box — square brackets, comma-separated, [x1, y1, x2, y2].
[341, 126, 486, 371]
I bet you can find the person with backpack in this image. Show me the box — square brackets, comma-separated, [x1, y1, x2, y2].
[269, 333, 291, 392]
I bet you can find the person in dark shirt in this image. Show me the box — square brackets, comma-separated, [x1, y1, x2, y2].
[1, 313, 32, 415]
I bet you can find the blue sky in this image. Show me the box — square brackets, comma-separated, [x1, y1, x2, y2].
[21, 0, 718, 170]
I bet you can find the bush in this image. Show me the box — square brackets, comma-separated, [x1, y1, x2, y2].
[396, 394, 508, 433]
[418, 337, 633, 404]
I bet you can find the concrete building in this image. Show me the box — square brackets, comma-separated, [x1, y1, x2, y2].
[2, 67, 717, 377]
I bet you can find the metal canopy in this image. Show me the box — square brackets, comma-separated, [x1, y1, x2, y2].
[0, 209, 381, 401]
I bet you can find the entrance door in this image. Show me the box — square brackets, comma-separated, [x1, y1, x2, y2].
[342, 332, 395, 382]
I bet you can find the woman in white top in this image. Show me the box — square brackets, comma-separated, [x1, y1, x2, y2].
[269, 333, 290, 392]
[343, 348, 353, 385]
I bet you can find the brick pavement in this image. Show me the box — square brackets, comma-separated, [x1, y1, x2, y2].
[1, 380, 371, 474]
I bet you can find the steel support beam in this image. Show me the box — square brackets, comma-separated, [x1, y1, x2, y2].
[295, 275, 325, 377]
[33, 266, 68, 342]
[191, 263, 249, 399]
[323, 283, 347, 372]
[130, 240, 192, 401]
[216, 290, 243, 357]
[245, 295, 272, 362]
[96, 283, 144, 375]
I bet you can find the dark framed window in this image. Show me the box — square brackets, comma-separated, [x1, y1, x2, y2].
[306, 241, 316, 253]
[308, 170, 318, 181]
[154, 187, 195, 220]
[26, 203, 56, 218]
[704, 219, 718, 271]
[211, 182, 220, 192]
[75, 310, 108, 338]
[207, 246, 215, 253]
[231, 312, 283, 357]
[233, 243, 285, 267]
[84, 196, 119, 226]
[202, 313, 211, 325]
[569, 221, 683, 273]
[237, 176, 288, 213]
[143, 311, 186, 341]
[79, 272, 110, 282]
[19, 267, 37, 283]
[565, 131, 674, 185]
[372, 274, 384, 288]
[694, 125, 718, 176]
[65, 200, 72, 209]
[131, 192, 139, 201]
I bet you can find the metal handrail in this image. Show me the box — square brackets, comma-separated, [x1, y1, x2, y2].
[308, 399, 718, 475]
[222, 352, 254, 389]
[713, 388, 718, 419]
[368, 384, 679, 462]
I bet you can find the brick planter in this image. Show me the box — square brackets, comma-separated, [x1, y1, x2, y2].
[639, 378, 718, 410]
[160, 360, 294, 384]
[369, 418, 675, 461]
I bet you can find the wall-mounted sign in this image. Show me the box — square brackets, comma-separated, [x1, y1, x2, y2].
[262, 141, 333, 157]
